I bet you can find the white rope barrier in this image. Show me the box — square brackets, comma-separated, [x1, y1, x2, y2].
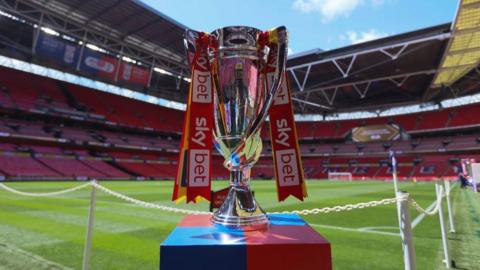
[0, 182, 91, 197]
[0, 180, 452, 217]
[410, 185, 444, 216]
[90, 182, 209, 215]
[0, 181, 402, 215]
[269, 197, 400, 215]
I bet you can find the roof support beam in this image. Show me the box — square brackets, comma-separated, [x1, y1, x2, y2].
[353, 82, 371, 99]
[321, 87, 339, 105]
[389, 75, 410, 87]
[289, 65, 311, 91]
[87, 0, 124, 23]
[291, 97, 333, 110]
[379, 44, 407, 60]
[287, 32, 451, 71]
[293, 69, 436, 96]
[332, 55, 356, 78]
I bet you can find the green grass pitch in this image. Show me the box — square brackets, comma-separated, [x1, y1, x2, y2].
[0, 180, 478, 270]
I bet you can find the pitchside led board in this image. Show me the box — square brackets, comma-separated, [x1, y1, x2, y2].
[35, 32, 150, 86]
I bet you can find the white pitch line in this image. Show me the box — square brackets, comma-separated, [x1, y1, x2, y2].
[310, 223, 400, 237]
[358, 226, 400, 237]
[412, 200, 437, 229]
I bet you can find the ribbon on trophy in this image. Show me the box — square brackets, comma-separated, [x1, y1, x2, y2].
[260, 29, 307, 202]
[268, 71, 307, 201]
[173, 33, 213, 203]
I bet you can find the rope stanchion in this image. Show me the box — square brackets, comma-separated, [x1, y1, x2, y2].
[82, 180, 97, 270]
[436, 181, 451, 269]
[397, 192, 416, 270]
[444, 181, 456, 233]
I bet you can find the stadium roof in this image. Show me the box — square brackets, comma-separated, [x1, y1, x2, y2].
[1, 0, 189, 75]
[1, 0, 480, 117]
[432, 0, 480, 88]
[287, 24, 456, 114]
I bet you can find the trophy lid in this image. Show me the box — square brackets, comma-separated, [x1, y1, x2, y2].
[211, 26, 262, 52]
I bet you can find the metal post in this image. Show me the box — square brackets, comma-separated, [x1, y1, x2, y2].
[444, 181, 455, 233]
[114, 46, 123, 82]
[435, 181, 451, 268]
[31, 13, 44, 55]
[397, 192, 416, 270]
[82, 180, 97, 270]
[76, 33, 88, 71]
[147, 59, 155, 88]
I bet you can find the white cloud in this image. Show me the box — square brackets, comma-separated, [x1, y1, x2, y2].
[345, 29, 388, 44]
[288, 48, 294, 55]
[292, 0, 386, 22]
[293, 0, 362, 22]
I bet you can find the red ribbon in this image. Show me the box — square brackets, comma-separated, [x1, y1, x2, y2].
[269, 71, 307, 201]
[173, 33, 213, 203]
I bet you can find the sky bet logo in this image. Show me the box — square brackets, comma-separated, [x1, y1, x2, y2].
[275, 149, 300, 187]
[192, 55, 212, 103]
[189, 149, 209, 187]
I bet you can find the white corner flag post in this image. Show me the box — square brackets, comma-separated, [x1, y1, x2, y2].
[397, 192, 416, 270]
[390, 151, 400, 195]
[82, 180, 97, 270]
[444, 180, 455, 233]
[436, 180, 451, 269]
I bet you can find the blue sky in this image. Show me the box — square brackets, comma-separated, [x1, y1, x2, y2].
[142, 0, 458, 54]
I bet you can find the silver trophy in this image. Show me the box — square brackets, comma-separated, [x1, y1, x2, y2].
[185, 26, 287, 228]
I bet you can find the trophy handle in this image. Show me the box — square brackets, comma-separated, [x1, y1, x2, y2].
[184, 29, 201, 67]
[247, 26, 288, 138]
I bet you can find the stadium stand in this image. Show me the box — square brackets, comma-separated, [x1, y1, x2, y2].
[1, 70, 477, 181]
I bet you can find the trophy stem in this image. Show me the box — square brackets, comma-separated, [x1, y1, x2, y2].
[211, 168, 269, 229]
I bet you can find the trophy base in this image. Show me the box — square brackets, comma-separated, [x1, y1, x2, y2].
[211, 184, 269, 229]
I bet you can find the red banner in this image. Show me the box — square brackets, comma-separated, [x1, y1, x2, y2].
[119, 62, 150, 86]
[173, 33, 213, 203]
[269, 71, 307, 201]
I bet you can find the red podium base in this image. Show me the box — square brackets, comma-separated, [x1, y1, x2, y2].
[160, 214, 332, 270]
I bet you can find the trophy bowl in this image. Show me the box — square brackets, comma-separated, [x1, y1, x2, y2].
[185, 26, 288, 228]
